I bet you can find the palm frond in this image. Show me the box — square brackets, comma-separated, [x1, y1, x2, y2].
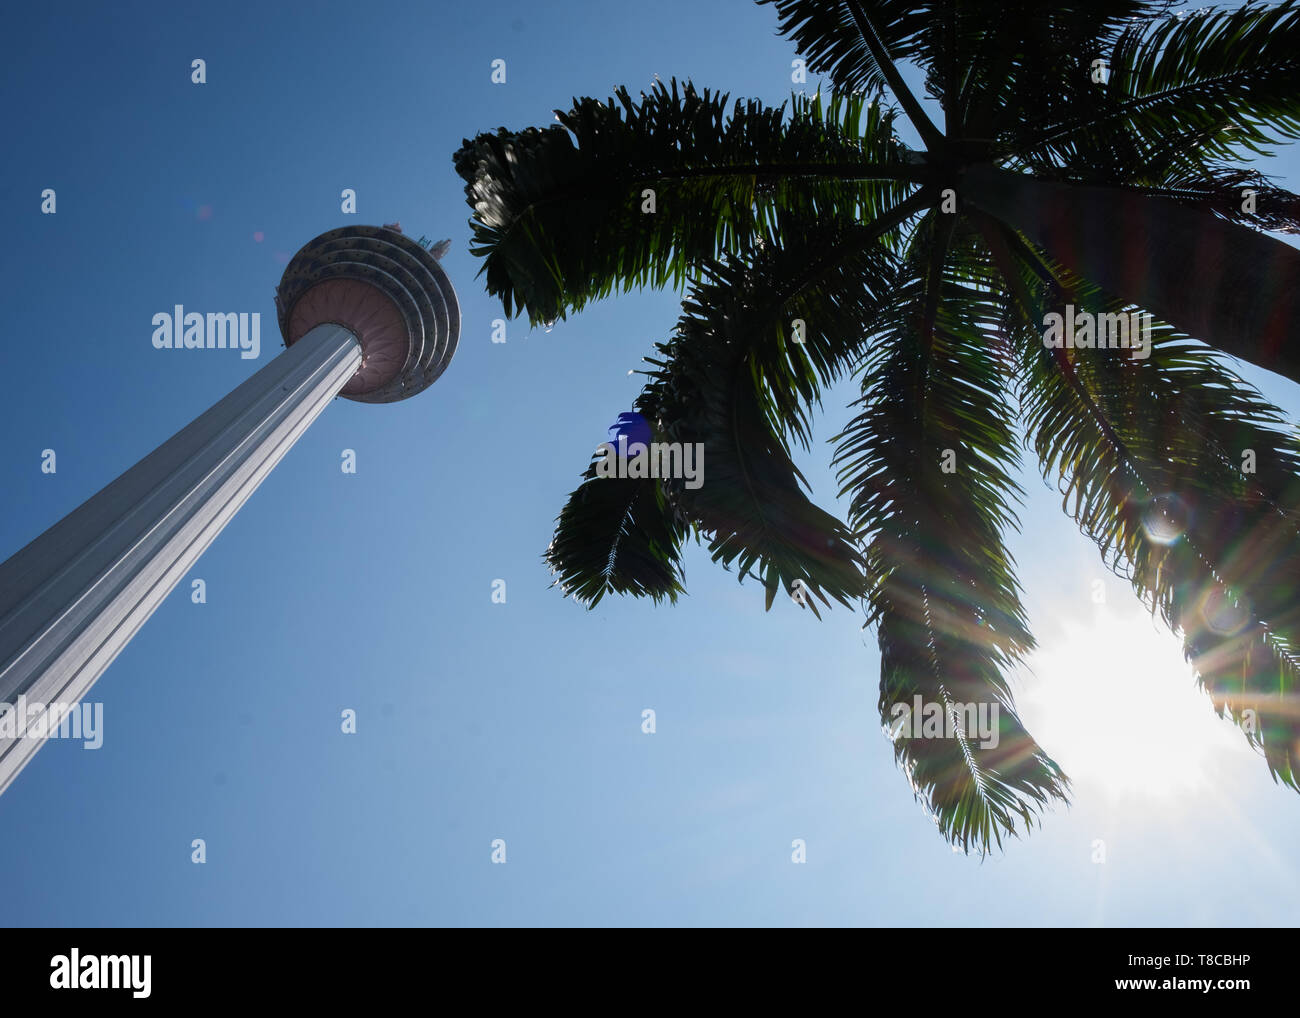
[1013, 2, 1300, 176]
[834, 212, 1069, 851]
[634, 209, 917, 614]
[453, 79, 916, 325]
[761, 0, 1153, 140]
[546, 451, 690, 609]
[1140, 164, 1300, 235]
[758, 0, 934, 101]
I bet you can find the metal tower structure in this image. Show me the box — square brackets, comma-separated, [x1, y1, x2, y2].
[0, 225, 459, 795]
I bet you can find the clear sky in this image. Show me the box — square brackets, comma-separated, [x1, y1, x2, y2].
[1, 0, 1297, 926]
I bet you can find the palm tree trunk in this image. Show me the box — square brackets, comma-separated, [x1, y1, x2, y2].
[963, 164, 1300, 387]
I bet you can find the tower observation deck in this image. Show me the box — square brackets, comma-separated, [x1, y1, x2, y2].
[276, 224, 459, 402]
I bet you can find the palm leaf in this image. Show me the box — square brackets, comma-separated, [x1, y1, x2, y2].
[834, 212, 1069, 851]
[1014, 2, 1300, 175]
[453, 79, 917, 325]
[546, 452, 690, 609]
[636, 211, 914, 613]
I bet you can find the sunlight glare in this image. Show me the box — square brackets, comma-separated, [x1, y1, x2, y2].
[1015, 604, 1253, 802]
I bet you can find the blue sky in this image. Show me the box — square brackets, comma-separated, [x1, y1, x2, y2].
[1, 0, 1298, 926]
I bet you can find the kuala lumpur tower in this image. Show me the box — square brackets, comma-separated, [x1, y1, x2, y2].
[0, 225, 459, 795]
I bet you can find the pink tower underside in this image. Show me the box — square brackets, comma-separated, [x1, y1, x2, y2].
[288, 278, 407, 395]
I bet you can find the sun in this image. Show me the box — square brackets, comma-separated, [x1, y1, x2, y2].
[1014, 601, 1253, 802]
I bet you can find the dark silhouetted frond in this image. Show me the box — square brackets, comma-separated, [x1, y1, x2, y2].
[454, 79, 916, 325]
[834, 212, 1069, 851]
[546, 450, 690, 609]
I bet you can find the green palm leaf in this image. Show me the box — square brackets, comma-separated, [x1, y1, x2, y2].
[546, 453, 690, 608]
[639, 211, 918, 612]
[453, 79, 916, 325]
[1015, 1, 1300, 175]
[834, 213, 1068, 850]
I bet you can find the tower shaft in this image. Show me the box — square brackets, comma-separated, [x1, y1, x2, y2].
[0, 324, 360, 795]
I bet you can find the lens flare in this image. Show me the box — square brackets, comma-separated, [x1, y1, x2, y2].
[1201, 586, 1251, 636]
[1142, 493, 1189, 545]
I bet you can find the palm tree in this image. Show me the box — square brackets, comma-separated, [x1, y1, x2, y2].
[453, 0, 1300, 852]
